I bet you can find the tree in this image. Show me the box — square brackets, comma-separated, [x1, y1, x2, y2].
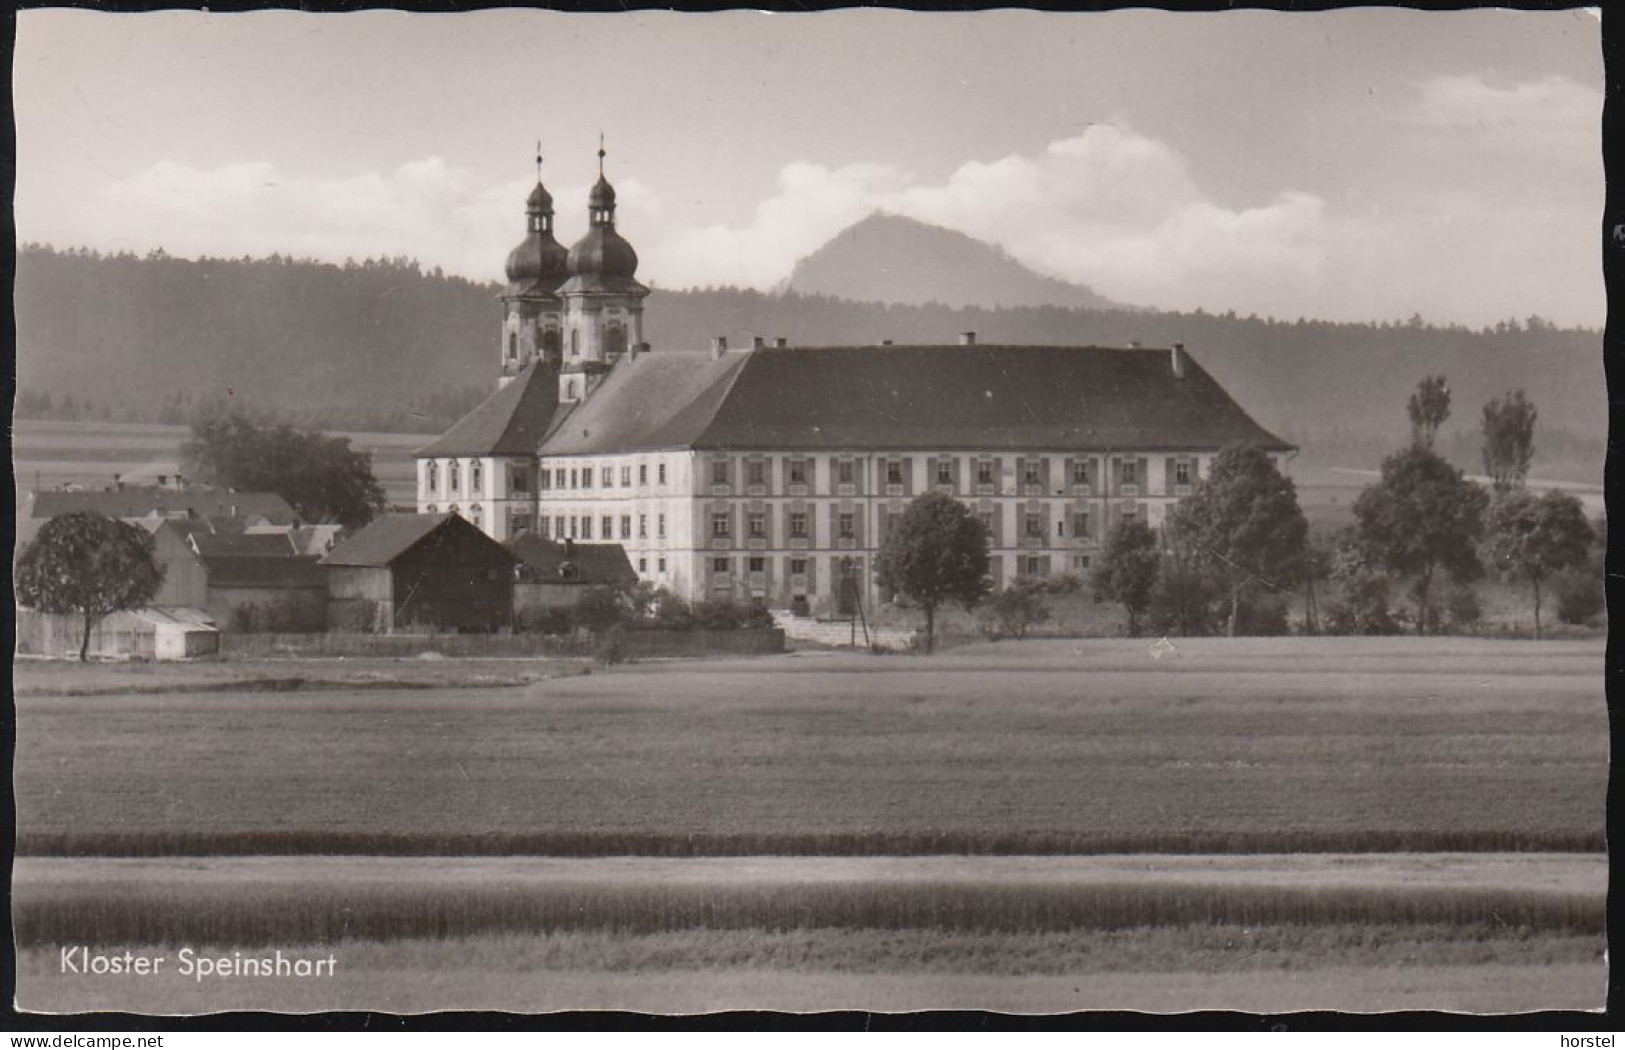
[1351, 446, 1489, 635]
[1481, 390, 1537, 492]
[875, 491, 991, 653]
[15, 512, 165, 660]
[1485, 489, 1593, 638]
[1093, 518, 1162, 636]
[1163, 444, 1308, 637]
[1408, 374, 1451, 449]
[182, 415, 386, 529]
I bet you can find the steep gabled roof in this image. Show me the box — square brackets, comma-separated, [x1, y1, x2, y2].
[508, 535, 638, 587]
[540, 344, 1291, 455]
[415, 359, 561, 458]
[539, 350, 748, 456]
[321, 513, 516, 568]
[201, 554, 327, 589]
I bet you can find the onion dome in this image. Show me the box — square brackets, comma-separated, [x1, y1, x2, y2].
[588, 174, 616, 211]
[504, 177, 568, 295]
[567, 222, 639, 281]
[526, 180, 554, 213]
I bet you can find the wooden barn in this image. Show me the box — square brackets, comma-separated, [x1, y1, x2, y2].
[321, 513, 516, 633]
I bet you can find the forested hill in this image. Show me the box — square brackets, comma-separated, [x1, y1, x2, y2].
[13, 245, 1604, 477]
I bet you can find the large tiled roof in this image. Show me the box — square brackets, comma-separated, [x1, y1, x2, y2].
[508, 535, 637, 587]
[321, 513, 515, 568]
[202, 554, 327, 589]
[27, 488, 296, 523]
[416, 360, 561, 458]
[540, 350, 749, 456]
[541, 344, 1291, 455]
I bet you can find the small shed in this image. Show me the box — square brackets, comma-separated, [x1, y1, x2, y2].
[321, 513, 517, 633]
[15, 607, 220, 660]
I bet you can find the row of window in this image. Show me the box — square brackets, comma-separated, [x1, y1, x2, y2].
[540, 512, 667, 542]
[530, 455, 1197, 497]
[543, 462, 668, 491]
[700, 457, 1178, 490]
[424, 460, 537, 497]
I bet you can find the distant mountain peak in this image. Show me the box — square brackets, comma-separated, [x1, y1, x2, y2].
[782, 212, 1135, 312]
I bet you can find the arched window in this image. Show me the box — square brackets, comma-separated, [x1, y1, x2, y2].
[426, 504, 437, 514]
[425, 461, 437, 493]
[471, 461, 483, 493]
[448, 460, 460, 493]
[471, 504, 483, 528]
[507, 331, 518, 360]
[449, 504, 461, 518]
[542, 328, 560, 355]
[604, 323, 627, 356]
[570, 329, 580, 357]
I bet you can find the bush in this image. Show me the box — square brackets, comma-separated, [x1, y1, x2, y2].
[1554, 568, 1605, 626]
[980, 578, 1052, 640]
[594, 625, 630, 667]
[650, 593, 696, 630]
[1146, 560, 1221, 637]
[1324, 572, 1404, 636]
[328, 600, 378, 634]
[516, 604, 572, 636]
[687, 597, 774, 630]
[1444, 585, 1483, 633]
[573, 586, 629, 634]
[1233, 593, 1290, 636]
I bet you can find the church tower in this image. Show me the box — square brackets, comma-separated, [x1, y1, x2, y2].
[498, 149, 569, 388]
[558, 140, 650, 404]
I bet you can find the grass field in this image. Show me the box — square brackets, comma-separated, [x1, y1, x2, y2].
[14, 638, 1605, 856]
[12, 637, 1606, 1013]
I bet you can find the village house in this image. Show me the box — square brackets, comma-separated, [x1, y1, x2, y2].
[321, 513, 516, 633]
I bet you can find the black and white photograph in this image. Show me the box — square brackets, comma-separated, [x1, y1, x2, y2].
[8, 6, 1608, 1018]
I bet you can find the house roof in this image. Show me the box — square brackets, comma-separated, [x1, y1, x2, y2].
[201, 554, 327, 589]
[415, 359, 561, 458]
[27, 488, 297, 523]
[321, 512, 516, 568]
[508, 535, 638, 587]
[539, 350, 749, 456]
[191, 532, 298, 558]
[538, 345, 1292, 456]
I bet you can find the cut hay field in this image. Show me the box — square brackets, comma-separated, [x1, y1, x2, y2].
[13, 637, 1605, 1013]
[14, 853, 1605, 1013]
[14, 638, 1605, 856]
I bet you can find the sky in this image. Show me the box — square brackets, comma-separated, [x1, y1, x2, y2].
[14, 8, 1604, 328]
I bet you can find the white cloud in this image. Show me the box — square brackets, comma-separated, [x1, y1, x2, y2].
[639, 124, 1338, 318]
[648, 161, 910, 289]
[64, 102, 1601, 326]
[96, 156, 522, 275]
[1406, 74, 1600, 160]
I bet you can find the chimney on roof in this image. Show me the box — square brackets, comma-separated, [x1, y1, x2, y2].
[629, 341, 646, 361]
[960, 331, 977, 346]
[881, 339, 893, 346]
[1171, 342, 1187, 379]
[775, 337, 788, 348]
[711, 336, 728, 359]
[751, 335, 765, 350]
[113, 473, 123, 491]
[1128, 341, 1141, 349]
